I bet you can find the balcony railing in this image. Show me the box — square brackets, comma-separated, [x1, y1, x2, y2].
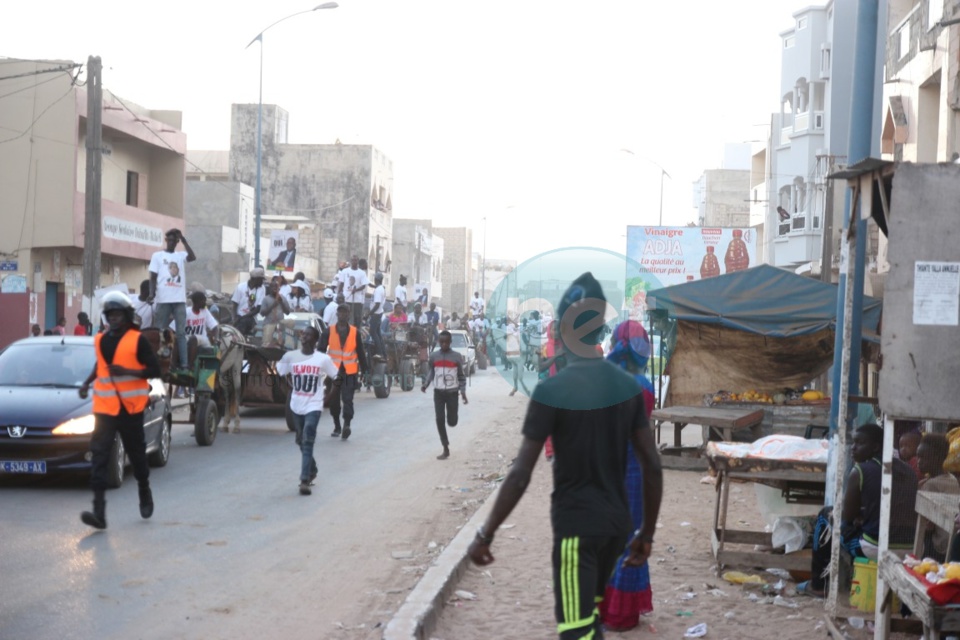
[780, 126, 793, 146]
[795, 112, 810, 132]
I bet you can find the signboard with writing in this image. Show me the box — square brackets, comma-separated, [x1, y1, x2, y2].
[624, 226, 758, 316]
[268, 230, 299, 273]
[1, 274, 27, 293]
[103, 216, 163, 247]
[0, 260, 18, 272]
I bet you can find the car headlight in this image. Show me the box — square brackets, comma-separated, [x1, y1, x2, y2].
[52, 414, 95, 435]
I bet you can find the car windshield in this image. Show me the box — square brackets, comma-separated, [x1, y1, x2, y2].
[0, 343, 95, 387]
[450, 334, 468, 348]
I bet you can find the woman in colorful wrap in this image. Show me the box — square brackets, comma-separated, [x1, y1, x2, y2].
[599, 319, 655, 631]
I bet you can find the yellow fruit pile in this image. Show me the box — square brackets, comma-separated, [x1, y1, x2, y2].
[802, 390, 825, 401]
[906, 558, 960, 583]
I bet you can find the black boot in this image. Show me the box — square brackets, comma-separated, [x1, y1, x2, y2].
[138, 485, 154, 519]
[331, 419, 341, 437]
[81, 495, 107, 530]
[341, 420, 351, 441]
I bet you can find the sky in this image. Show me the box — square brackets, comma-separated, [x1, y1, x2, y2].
[1, 0, 801, 264]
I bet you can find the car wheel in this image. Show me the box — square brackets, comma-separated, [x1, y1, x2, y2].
[148, 416, 172, 467]
[106, 434, 125, 489]
[469, 361, 477, 375]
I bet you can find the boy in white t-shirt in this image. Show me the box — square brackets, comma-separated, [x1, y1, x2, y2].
[276, 326, 339, 496]
[173, 291, 219, 348]
[148, 229, 196, 372]
[337, 255, 369, 327]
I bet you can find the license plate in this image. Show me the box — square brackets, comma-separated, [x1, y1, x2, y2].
[1, 460, 47, 474]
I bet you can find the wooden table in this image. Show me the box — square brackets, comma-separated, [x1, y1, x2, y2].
[709, 456, 826, 572]
[878, 491, 960, 639]
[651, 405, 766, 447]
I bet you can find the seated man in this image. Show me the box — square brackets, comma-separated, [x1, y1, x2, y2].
[798, 423, 918, 597]
[916, 433, 960, 562]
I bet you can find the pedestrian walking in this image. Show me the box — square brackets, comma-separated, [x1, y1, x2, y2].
[467, 272, 663, 640]
[277, 326, 339, 495]
[77, 291, 162, 529]
[337, 254, 369, 327]
[422, 330, 468, 460]
[319, 304, 367, 440]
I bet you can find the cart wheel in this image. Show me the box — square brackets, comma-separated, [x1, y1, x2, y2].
[373, 361, 391, 398]
[400, 358, 416, 391]
[194, 396, 219, 446]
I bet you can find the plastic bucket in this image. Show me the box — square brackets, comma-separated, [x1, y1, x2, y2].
[849, 557, 877, 612]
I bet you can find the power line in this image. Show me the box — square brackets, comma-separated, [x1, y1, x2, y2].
[0, 71, 69, 101]
[0, 63, 82, 83]
[0, 73, 78, 146]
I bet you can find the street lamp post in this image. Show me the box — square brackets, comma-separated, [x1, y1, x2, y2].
[621, 148, 671, 227]
[481, 216, 487, 301]
[246, 2, 338, 266]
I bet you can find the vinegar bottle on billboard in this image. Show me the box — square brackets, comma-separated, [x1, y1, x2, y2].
[700, 246, 721, 279]
[724, 230, 750, 273]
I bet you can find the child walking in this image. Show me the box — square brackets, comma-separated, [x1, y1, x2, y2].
[421, 330, 468, 460]
[277, 326, 339, 495]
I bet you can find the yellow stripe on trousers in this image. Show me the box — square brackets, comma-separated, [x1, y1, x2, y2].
[562, 537, 580, 624]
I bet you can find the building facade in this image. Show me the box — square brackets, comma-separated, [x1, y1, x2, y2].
[227, 104, 394, 290]
[392, 218, 443, 307]
[692, 141, 752, 230]
[0, 59, 186, 347]
[433, 227, 473, 315]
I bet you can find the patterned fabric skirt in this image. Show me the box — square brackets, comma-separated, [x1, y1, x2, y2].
[598, 443, 653, 630]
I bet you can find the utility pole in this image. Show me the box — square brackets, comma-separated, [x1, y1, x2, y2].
[81, 56, 102, 316]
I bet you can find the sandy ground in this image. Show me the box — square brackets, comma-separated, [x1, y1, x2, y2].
[429, 414, 905, 640]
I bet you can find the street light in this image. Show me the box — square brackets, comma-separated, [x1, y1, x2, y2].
[481, 216, 487, 302]
[246, 2, 339, 266]
[621, 148, 671, 227]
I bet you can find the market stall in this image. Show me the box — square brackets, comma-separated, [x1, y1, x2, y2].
[646, 264, 882, 437]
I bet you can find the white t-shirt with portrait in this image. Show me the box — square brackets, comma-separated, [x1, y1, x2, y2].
[470, 296, 485, 316]
[232, 282, 266, 317]
[338, 268, 369, 304]
[276, 350, 339, 415]
[394, 284, 408, 306]
[149, 250, 189, 304]
[171, 307, 218, 346]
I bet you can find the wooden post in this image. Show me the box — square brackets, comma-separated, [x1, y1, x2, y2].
[875, 414, 896, 638]
[826, 182, 860, 615]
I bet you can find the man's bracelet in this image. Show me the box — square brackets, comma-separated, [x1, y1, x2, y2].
[634, 529, 654, 544]
[476, 526, 494, 545]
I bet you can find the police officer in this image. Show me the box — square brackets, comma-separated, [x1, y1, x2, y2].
[78, 291, 162, 529]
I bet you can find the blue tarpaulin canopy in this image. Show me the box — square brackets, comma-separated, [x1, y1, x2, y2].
[647, 264, 882, 338]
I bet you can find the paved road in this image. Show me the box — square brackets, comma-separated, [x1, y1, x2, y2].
[0, 364, 533, 640]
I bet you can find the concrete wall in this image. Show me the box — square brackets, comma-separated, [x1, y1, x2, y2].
[700, 169, 750, 228]
[434, 227, 473, 315]
[185, 180, 255, 293]
[229, 104, 393, 290]
[393, 218, 443, 304]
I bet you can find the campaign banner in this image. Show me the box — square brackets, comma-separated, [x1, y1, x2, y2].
[268, 230, 299, 273]
[625, 225, 758, 316]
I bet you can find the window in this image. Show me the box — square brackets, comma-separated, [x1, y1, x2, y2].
[899, 22, 911, 59]
[784, 35, 795, 49]
[820, 45, 831, 78]
[797, 16, 808, 30]
[126, 171, 139, 207]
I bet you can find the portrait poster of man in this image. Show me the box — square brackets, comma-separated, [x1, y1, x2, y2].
[269, 230, 299, 273]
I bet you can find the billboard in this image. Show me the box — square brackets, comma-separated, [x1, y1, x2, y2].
[625, 226, 758, 317]
[268, 230, 299, 273]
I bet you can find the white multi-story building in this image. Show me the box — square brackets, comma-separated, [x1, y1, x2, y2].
[757, 2, 887, 274]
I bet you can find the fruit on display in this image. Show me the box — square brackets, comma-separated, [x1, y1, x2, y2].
[802, 390, 825, 401]
[905, 557, 960, 583]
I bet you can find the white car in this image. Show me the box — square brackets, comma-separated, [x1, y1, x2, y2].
[437, 330, 477, 376]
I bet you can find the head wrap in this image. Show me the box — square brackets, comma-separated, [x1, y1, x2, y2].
[607, 320, 656, 405]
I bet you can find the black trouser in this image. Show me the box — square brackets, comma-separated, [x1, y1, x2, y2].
[369, 313, 384, 357]
[89, 408, 149, 493]
[433, 389, 459, 447]
[327, 374, 358, 428]
[350, 302, 364, 327]
[551, 534, 627, 640]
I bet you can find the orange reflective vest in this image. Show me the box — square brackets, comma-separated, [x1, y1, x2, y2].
[328, 325, 359, 374]
[93, 330, 150, 416]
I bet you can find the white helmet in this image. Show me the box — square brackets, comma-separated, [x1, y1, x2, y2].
[101, 291, 133, 311]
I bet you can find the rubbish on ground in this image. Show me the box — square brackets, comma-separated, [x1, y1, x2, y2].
[676, 610, 694, 616]
[454, 590, 477, 601]
[721, 571, 765, 584]
[848, 617, 865, 629]
[391, 550, 414, 560]
[427, 541, 437, 550]
[724, 611, 736, 619]
[680, 592, 697, 600]
[765, 568, 792, 580]
[773, 595, 799, 608]
[683, 623, 708, 638]
[680, 522, 692, 527]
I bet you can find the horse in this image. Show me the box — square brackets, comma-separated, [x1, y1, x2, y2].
[217, 324, 245, 433]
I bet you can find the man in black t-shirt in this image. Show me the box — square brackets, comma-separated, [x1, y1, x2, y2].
[468, 273, 663, 640]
